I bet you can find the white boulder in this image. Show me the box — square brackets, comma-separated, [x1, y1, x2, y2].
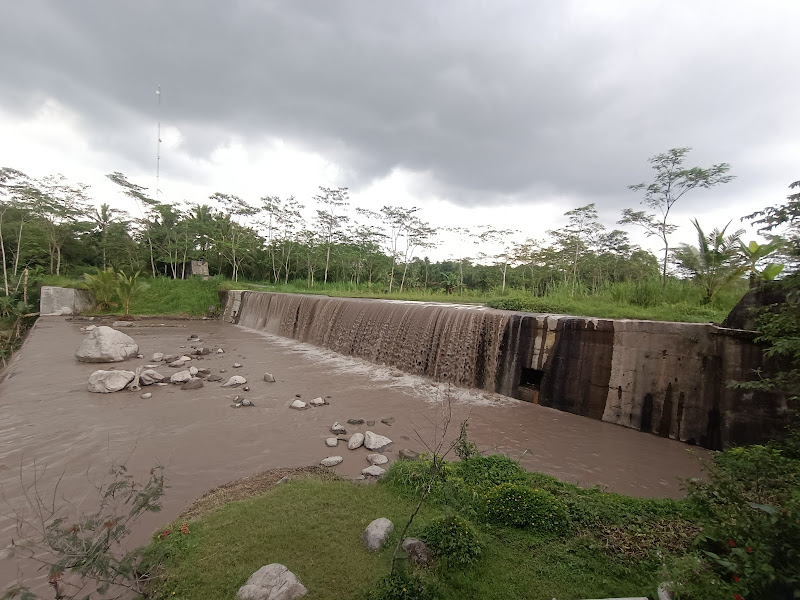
[361, 518, 393, 551]
[367, 454, 389, 466]
[221, 375, 247, 387]
[75, 326, 138, 363]
[364, 431, 392, 451]
[348, 433, 365, 450]
[320, 456, 343, 467]
[236, 563, 307, 600]
[170, 370, 192, 384]
[87, 370, 135, 393]
[362, 465, 387, 477]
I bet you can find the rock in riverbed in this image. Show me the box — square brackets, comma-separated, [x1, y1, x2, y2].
[320, 456, 343, 467]
[221, 375, 247, 387]
[348, 433, 365, 450]
[330, 422, 347, 435]
[362, 465, 387, 478]
[263, 372, 276, 382]
[180, 378, 204, 390]
[87, 369, 135, 393]
[75, 327, 138, 363]
[364, 431, 392, 451]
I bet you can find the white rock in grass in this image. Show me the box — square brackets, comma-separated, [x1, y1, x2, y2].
[348, 433, 364, 450]
[236, 563, 307, 600]
[362, 465, 387, 477]
[364, 431, 392, 451]
[320, 456, 343, 467]
[361, 518, 393, 551]
[367, 454, 388, 466]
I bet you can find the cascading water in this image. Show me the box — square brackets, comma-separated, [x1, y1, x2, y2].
[234, 292, 517, 394]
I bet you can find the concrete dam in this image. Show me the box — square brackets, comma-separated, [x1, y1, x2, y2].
[221, 290, 786, 450]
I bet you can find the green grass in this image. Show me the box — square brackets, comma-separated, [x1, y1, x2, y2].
[219, 277, 746, 323]
[38, 274, 745, 323]
[38, 275, 223, 317]
[144, 477, 674, 600]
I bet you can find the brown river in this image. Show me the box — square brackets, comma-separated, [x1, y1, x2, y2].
[0, 317, 707, 593]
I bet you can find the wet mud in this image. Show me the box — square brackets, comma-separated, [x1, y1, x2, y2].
[0, 317, 707, 591]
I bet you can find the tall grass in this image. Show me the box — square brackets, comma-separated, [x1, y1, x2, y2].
[39, 274, 747, 323]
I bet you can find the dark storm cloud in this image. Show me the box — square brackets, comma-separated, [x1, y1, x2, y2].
[1, 0, 798, 209]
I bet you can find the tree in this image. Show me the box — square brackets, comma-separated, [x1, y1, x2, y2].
[673, 219, 745, 303]
[548, 203, 604, 295]
[379, 205, 419, 293]
[622, 147, 735, 288]
[477, 227, 518, 293]
[90, 203, 128, 270]
[313, 187, 349, 285]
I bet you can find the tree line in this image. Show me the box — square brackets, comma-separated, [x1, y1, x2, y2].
[0, 148, 791, 303]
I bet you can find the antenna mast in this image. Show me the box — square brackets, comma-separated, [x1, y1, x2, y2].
[156, 85, 162, 200]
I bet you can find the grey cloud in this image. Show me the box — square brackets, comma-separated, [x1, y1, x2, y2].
[1, 0, 798, 211]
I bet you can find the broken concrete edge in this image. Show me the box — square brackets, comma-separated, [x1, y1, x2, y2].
[40, 286, 97, 316]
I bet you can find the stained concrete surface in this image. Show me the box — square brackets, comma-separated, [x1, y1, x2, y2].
[0, 317, 706, 592]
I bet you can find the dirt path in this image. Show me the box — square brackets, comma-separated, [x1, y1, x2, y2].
[0, 317, 706, 592]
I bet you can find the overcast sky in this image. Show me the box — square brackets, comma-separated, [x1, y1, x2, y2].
[1, 1, 798, 259]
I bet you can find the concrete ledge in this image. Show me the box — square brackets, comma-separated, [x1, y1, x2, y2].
[40, 286, 96, 316]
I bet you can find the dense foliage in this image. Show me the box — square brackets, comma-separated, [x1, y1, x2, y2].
[420, 515, 482, 565]
[483, 483, 571, 534]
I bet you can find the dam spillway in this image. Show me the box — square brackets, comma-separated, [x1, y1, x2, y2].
[221, 290, 787, 450]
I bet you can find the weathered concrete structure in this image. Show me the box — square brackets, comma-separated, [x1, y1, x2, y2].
[221, 290, 787, 449]
[39, 285, 96, 315]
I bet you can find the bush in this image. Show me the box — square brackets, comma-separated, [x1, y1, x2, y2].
[420, 515, 481, 565]
[483, 483, 570, 535]
[457, 455, 528, 488]
[366, 572, 438, 600]
[667, 443, 800, 599]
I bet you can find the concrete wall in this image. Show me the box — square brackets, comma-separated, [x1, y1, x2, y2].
[40, 286, 96, 316]
[221, 290, 787, 449]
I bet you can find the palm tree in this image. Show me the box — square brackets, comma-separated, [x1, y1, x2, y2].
[91, 203, 127, 269]
[673, 219, 746, 303]
[115, 271, 149, 315]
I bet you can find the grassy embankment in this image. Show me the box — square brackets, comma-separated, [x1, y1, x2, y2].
[221, 277, 745, 323]
[39, 274, 745, 322]
[144, 456, 695, 600]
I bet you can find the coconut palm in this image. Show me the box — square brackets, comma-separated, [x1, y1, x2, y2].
[115, 271, 149, 315]
[673, 219, 746, 303]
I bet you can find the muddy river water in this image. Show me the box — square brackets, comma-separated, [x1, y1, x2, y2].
[0, 317, 707, 592]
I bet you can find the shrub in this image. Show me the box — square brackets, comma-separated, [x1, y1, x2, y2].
[457, 455, 528, 488]
[668, 443, 800, 599]
[366, 572, 438, 600]
[483, 483, 570, 535]
[420, 515, 481, 565]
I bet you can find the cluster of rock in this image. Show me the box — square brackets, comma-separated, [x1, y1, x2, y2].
[77, 326, 260, 399]
[319, 417, 396, 478]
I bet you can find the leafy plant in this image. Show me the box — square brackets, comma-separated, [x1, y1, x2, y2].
[420, 515, 481, 565]
[666, 444, 800, 599]
[365, 572, 438, 600]
[453, 421, 478, 460]
[115, 270, 149, 315]
[2, 464, 166, 599]
[82, 267, 118, 310]
[483, 483, 570, 535]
